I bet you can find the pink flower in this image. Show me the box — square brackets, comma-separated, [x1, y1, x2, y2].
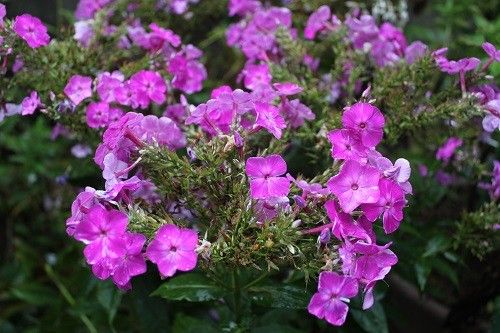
[140, 115, 186, 150]
[246, 154, 291, 199]
[12, 14, 50, 48]
[304, 5, 331, 40]
[168, 48, 207, 94]
[129, 70, 167, 108]
[342, 102, 385, 148]
[64, 75, 93, 106]
[21, 91, 41, 115]
[149, 23, 181, 49]
[254, 102, 286, 139]
[327, 129, 367, 163]
[110, 232, 147, 289]
[146, 224, 198, 278]
[327, 160, 381, 213]
[325, 200, 373, 242]
[436, 137, 462, 163]
[307, 271, 358, 326]
[228, 0, 260, 16]
[273, 82, 303, 96]
[404, 41, 427, 64]
[74, 206, 128, 265]
[361, 179, 405, 233]
[86, 102, 110, 128]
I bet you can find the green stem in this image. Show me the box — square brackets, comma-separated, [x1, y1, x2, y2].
[242, 272, 269, 290]
[231, 269, 242, 325]
[44, 264, 98, 333]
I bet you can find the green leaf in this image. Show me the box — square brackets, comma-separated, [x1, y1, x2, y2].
[423, 236, 450, 257]
[252, 324, 303, 333]
[172, 313, 218, 333]
[249, 285, 310, 309]
[351, 301, 388, 333]
[11, 283, 59, 306]
[151, 273, 227, 302]
[415, 262, 432, 291]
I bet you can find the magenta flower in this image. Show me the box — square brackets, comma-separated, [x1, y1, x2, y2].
[149, 23, 181, 49]
[12, 14, 50, 48]
[110, 232, 147, 289]
[325, 200, 372, 242]
[168, 47, 207, 94]
[64, 75, 93, 106]
[246, 154, 291, 199]
[129, 70, 167, 108]
[304, 5, 331, 40]
[66, 188, 99, 236]
[342, 102, 385, 148]
[146, 224, 198, 278]
[254, 102, 286, 139]
[361, 179, 405, 233]
[228, 0, 260, 16]
[21, 91, 41, 116]
[307, 271, 358, 326]
[140, 115, 186, 150]
[327, 160, 381, 213]
[74, 206, 128, 265]
[436, 137, 462, 163]
[86, 102, 110, 128]
[327, 129, 367, 163]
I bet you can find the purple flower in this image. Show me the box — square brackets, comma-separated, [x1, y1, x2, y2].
[168, 47, 207, 94]
[482, 42, 500, 62]
[243, 63, 272, 90]
[342, 102, 385, 148]
[74, 206, 128, 265]
[149, 23, 181, 49]
[436, 137, 462, 163]
[327, 160, 381, 213]
[186, 100, 234, 136]
[254, 102, 286, 139]
[304, 5, 331, 40]
[66, 188, 100, 236]
[0, 4, 6, 27]
[71, 144, 93, 158]
[86, 102, 110, 128]
[361, 179, 405, 233]
[253, 196, 290, 223]
[229, 0, 260, 17]
[146, 224, 198, 278]
[283, 99, 315, 128]
[404, 41, 428, 64]
[12, 14, 51, 48]
[273, 82, 303, 96]
[139, 115, 186, 150]
[21, 91, 41, 115]
[64, 75, 93, 106]
[74, 20, 94, 47]
[246, 154, 291, 199]
[96, 72, 124, 103]
[110, 232, 147, 289]
[307, 272, 358, 326]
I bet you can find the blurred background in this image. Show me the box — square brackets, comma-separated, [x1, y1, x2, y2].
[1, 0, 499, 332]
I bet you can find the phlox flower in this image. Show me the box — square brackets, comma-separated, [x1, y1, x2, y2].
[66, 188, 100, 236]
[86, 102, 110, 128]
[307, 271, 358, 326]
[168, 47, 207, 94]
[325, 200, 373, 242]
[228, 0, 261, 17]
[283, 99, 315, 128]
[246, 154, 290, 199]
[129, 70, 167, 108]
[12, 14, 51, 48]
[342, 102, 385, 148]
[304, 5, 331, 40]
[327, 129, 367, 163]
[243, 63, 272, 90]
[254, 102, 286, 139]
[140, 115, 186, 150]
[74, 206, 128, 265]
[482, 42, 500, 62]
[109, 232, 147, 289]
[146, 224, 198, 278]
[404, 41, 428, 64]
[64, 75, 93, 106]
[361, 179, 405, 233]
[436, 137, 462, 163]
[21, 91, 41, 115]
[327, 160, 381, 213]
[0, 4, 6, 27]
[74, 20, 94, 47]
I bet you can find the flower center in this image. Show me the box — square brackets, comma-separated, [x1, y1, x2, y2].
[359, 122, 366, 129]
[351, 183, 359, 190]
[170, 246, 178, 253]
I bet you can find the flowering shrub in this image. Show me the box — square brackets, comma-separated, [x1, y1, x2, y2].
[1, 0, 499, 332]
